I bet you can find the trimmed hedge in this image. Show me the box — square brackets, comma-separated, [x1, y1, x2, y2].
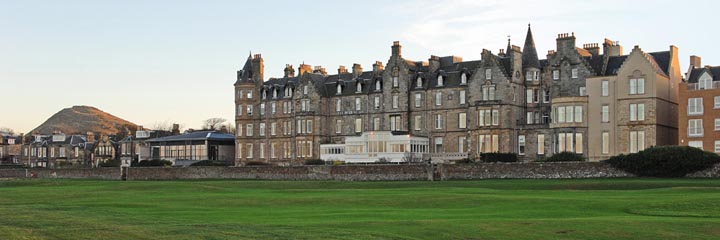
[539, 152, 585, 162]
[134, 159, 173, 167]
[244, 161, 271, 166]
[605, 146, 720, 177]
[479, 153, 518, 163]
[99, 159, 121, 167]
[304, 159, 325, 165]
[190, 160, 232, 167]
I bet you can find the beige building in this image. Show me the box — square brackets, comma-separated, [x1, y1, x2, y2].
[586, 43, 681, 161]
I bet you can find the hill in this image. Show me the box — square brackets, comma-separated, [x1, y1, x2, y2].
[30, 106, 138, 135]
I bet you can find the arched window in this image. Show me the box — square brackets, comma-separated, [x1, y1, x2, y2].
[262, 90, 267, 99]
[273, 89, 278, 98]
[461, 73, 468, 84]
[437, 75, 444, 86]
[375, 80, 381, 90]
[336, 84, 342, 95]
[416, 77, 422, 88]
[699, 73, 712, 90]
[356, 81, 362, 93]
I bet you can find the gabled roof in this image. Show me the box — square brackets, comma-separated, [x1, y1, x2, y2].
[687, 66, 720, 83]
[145, 131, 234, 143]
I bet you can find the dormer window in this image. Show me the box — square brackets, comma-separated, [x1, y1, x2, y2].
[336, 84, 342, 95]
[285, 87, 292, 98]
[356, 81, 362, 93]
[273, 89, 278, 99]
[262, 90, 267, 99]
[375, 80, 381, 91]
[437, 75, 444, 86]
[461, 73, 468, 84]
[416, 77, 423, 88]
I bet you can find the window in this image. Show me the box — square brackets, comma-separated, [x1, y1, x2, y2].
[262, 90, 267, 100]
[715, 96, 720, 109]
[689, 119, 703, 137]
[236, 105, 242, 116]
[437, 75, 444, 86]
[477, 135, 499, 153]
[374, 118, 380, 131]
[492, 110, 499, 126]
[335, 120, 342, 134]
[458, 113, 466, 129]
[414, 115, 422, 130]
[565, 106, 574, 123]
[574, 106, 582, 123]
[237, 89, 243, 99]
[247, 90, 253, 99]
[526, 89, 533, 103]
[602, 132, 610, 154]
[571, 68, 578, 79]
[247, 105, 254, 115]
[458, 137, 466, 153]
[259, 123, 265, 136]
[553, 70, 560, 80]
[434, 137, 443, 153]
[259, 143, 265, 159]
[393, 76, 399, 88]
[336, 99, 342, 112]
[688, 98, 703, 115]
[416, 77, 422, 88]
[579, 87, 586, 96]
[558, 107, 565, 123]
[601, 80, 609, 96]
[306, 120, 313, 133]
[285, 87, 292, 98]
[629, 103, 645, 121]
[271, 143, 277, 159]
[461, 73, 468, 84]
[375, 80, 381, 90]
[356, 82, 362, 93]
[336, 84, 342, 95]
[392, 95, 399, 109]
[355, 98, 361, 111]
[629, 131, 645, 153]
[435, 92, 442, 106]
[455, 90, 465, 106]
[270, 103, 276, 114]
[390, 115, 401, 131]
[485, 69, 492, 80]
[273, 89, 278, 99]
[303, 86, 308, 95]
[715, 141, 720, 153]
[374, 97, 380, 109]
[537, 134, 545, 155]
[699, 75, 712, 89]
[526, 71, 538, 81]
[518, 135, 526, 155]
[629, 78, 645, 95]
[715, 119, 720, 131]
[271, 122, 277, 136]
[246, 144, 253, 158]
[355, 118, 362, 133]
[534, 89, 539, 103]
[600, 105, 609, 123]
[689, 141, 703, 150]
[543, 90, 550, 103]
[435, 114, 443, 129]
[575, 133, 583, 153]
[527, 111, 533, 124]
[246, 124, 253, 136]
[482, 85, 496, 101]
[415, 93, 422, 107]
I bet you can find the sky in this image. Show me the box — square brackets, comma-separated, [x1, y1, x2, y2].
[1, 0, 717, 134]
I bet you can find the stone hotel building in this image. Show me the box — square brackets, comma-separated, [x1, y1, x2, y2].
[234, 25, 681, 165]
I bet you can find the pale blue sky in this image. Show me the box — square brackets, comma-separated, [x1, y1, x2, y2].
[1, 0, 716, 133]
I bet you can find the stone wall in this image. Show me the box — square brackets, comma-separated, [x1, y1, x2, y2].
[1, 163, 719, 181]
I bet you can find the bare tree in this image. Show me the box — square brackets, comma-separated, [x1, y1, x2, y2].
[0, 127, 15, 135]
[203, 118, 227, 131]
[150, 121, 173, 131]
[402, 152, 423, 163]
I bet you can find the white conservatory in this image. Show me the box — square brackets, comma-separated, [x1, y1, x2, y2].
[320, 131, 430, 163]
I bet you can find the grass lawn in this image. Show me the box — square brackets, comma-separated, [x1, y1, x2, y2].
[0, 179, 719, 240]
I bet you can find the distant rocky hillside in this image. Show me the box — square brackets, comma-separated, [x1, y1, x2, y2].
[31, 106, 138, 136]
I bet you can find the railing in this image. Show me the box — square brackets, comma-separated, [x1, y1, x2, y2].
[427, 152, 468, 163]
[687, 82, 720, 91]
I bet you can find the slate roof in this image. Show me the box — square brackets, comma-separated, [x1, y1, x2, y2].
[522, 25, 541, 69]
[235, 55, 255, 84]
[145, 131, 235, 143]
[687, 67, 720, 83]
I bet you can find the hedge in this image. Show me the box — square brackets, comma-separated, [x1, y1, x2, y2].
[479, 153, 518, 163]
[538, 152, 585, 162]
[605, 146, 720, 177]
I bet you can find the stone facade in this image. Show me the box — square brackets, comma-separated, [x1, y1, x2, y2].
[234, 25, 680, 165]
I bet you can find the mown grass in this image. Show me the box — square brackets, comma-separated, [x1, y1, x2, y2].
[0, 179, 719, 239]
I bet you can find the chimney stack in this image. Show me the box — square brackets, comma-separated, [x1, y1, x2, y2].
[352, 63, 363, 77]
[313, 66, 327, 76]
[372, 61, 384, 73]
[583, 43, 600, 56]
[86, 132, 95, 143]
[284, 64, 295, 78]
[429, 55, 440, 73]
[172, 124, 180, 135]
[391, 41, 402, 56]
[602, 38, 623, 57]
[299, 63, 313, 75]
[690, 55, 702, 69]
[338, 65, 348, 75]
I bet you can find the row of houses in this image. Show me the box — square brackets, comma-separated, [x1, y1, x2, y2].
[231, 24, 718, 165]
[1, 126, 236, 168]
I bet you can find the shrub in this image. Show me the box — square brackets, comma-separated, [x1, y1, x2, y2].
[375, 158, 390, 164]
[99, 159, 121, 167]
[135, 159, 172, 167]
[244, 161, 270, 166]
[479, 152, 518, 163]
[605, 146, 720, 177]
[190, 160, 232, 167]
[304, 159, 325, 165]
[455, 158, 474, 164]
[539, 152, 585, 162]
